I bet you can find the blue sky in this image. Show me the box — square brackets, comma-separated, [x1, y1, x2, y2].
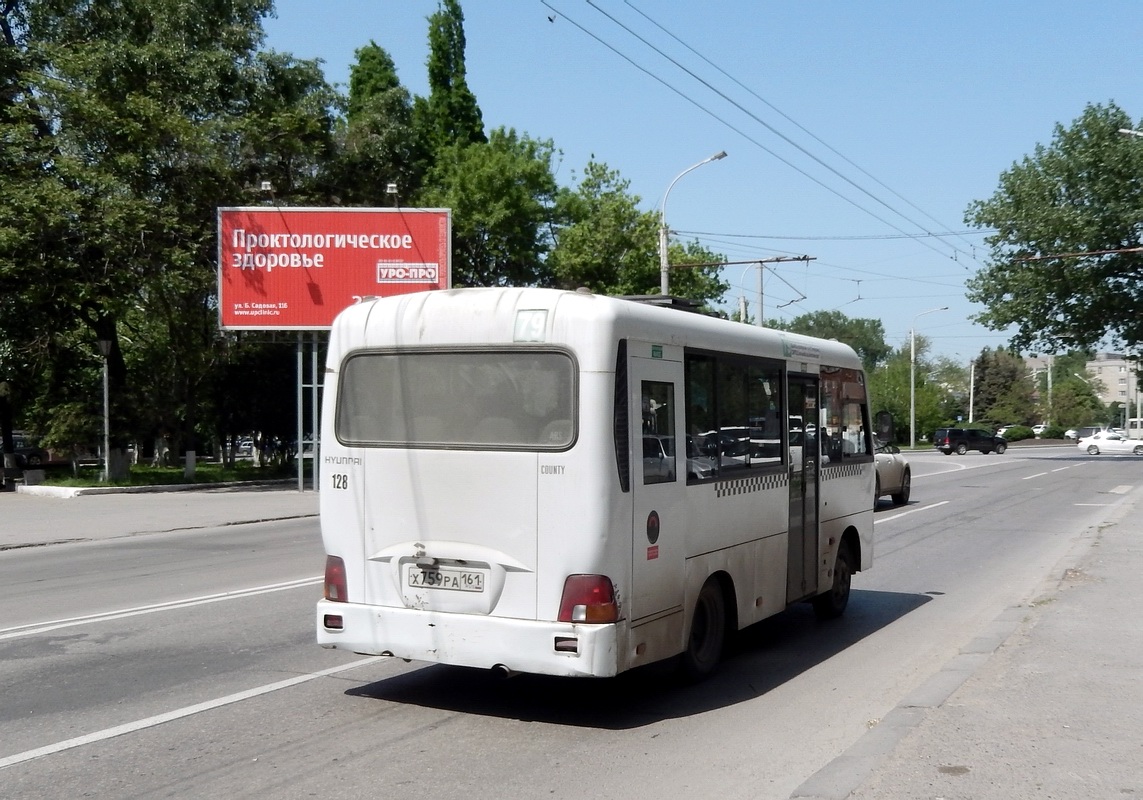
[263, 1, 1143, 364]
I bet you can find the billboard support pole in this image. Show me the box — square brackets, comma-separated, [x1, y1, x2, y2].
[297, 332, 304, 492]
[311, 331, 320, 490]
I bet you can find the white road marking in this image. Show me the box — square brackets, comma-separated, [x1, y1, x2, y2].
[1023, 472, 1048, 480]
[874, 500, 949, 525]
[1109, 485, 1133, 494]
[0, 577, 323, 641]
[0, 656, 382, 770]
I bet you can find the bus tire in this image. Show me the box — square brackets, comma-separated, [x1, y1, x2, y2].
[813, 539, 853, 620]
[681, 578, 726, 680]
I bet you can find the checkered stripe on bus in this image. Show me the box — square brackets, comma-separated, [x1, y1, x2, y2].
[821, 462, 865, 480]
[715, 472, 788, 498]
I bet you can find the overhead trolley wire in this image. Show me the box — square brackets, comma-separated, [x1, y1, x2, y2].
[622, 0, 985, 263]
[579, 0, 975, 268]
[541, 1, 963, 266]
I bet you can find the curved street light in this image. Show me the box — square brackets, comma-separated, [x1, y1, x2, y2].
[659, 151, 727, 295]
[910, 307, 948, 449]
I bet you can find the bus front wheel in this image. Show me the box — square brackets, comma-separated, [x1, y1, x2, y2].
[681, 579, 726, 680]
[813, 539, 853, 620]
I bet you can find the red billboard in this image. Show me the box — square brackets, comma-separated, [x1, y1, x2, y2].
[217, 207, 451, 330]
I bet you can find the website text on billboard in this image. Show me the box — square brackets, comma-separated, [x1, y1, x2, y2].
[217, 207, 451, 330]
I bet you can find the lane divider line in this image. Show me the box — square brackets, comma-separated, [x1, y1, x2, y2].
[0, 577, 323, 641]
[0, 656, 382, 770]
[874, 500, 949, 525]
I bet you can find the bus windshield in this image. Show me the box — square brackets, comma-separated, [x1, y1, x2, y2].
[336, 349, 576, 449]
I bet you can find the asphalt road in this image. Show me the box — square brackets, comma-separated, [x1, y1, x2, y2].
[0, 447, 1138, 799]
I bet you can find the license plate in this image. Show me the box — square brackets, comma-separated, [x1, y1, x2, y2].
[407, 565, 485, 593]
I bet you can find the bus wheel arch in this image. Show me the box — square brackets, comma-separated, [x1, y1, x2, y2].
[680, 573, 734, 680]
[813, 531, 857, 621]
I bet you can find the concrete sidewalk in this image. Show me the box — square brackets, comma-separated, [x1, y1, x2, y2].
[0, 483, 319, 549]
[798, 488, 1142, 799]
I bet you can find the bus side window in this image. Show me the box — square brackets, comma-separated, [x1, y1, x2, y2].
[642, 381, 676, 484]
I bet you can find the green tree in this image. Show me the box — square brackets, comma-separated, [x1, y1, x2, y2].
[1050, 379, 1105, 428]
[337, 41, 426, 206]
[419, 127, 559, 287]
[548, 160, 727, 303]
[1031, 350, 1093, 425]
[0, 0, 337, 470]
[868, 338, 945, 445]
[414, 0, 485, 153]
[972, 348, 1035, 426]
[966, 102, 1143, 353]
[771, 310, 891, 371]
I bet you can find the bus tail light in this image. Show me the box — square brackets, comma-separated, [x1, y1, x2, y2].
[324, 555, 348, 602]
[558, 574, 618, 623]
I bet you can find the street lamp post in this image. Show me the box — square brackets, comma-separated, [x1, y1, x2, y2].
[659, 151, 727, 295]
[968, 358, 975, 422]
[97, 339, 112, 482]
[910, 307, 948, 449]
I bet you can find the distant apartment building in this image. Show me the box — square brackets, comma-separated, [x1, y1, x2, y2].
[1083, 352, 1140, 410]
[1025, 351, 1141, 416]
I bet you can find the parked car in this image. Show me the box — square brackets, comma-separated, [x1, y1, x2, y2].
[9, 431, 49, 468]
[1032, 423, 1048, 436]
[1077, 430, 1143, 455]
[1067, 425, 1104, 441]
[996, 424, 1017, 437]
[933, 427, 1008, 455]
[874, 436, 910, 506]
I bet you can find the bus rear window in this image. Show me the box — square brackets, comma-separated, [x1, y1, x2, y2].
[336, 349, 576, 449]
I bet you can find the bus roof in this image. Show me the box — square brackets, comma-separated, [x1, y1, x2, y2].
[329, 287, 862, 372]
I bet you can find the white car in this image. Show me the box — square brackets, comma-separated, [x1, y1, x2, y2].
[1077, 431, 1143, 455]
[1032, 423, 1047, 436]
[874, 436, 911, 506]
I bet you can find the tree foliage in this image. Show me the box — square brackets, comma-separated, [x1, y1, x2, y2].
[867, 337, 945, 444]
[419, 128, 559, 287]
[0, 0, 738, 460]
[771, 310, 891, 371]
[415, 0, 484, 152]
[966, 102, 1143, 353]
[338, 41, 426, 206]
[0, 0, 335, 460]
[547, 160, 727, 302]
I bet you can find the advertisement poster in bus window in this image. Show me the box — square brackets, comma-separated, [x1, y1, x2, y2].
[217, 207, 451, 330]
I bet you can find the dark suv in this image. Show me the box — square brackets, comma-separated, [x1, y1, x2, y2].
[933, 427, 1008, 456]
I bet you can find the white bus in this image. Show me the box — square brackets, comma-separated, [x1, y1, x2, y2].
[316, 288, 874, 678]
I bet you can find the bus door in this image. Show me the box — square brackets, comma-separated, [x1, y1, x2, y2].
[787, 374, 820, 603]
[629, 355, 686, 623]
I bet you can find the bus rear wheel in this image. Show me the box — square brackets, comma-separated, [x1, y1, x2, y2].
[681, 579, 726, 680]
[813, 539, 853, 620]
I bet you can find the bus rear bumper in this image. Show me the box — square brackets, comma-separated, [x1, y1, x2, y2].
[316, 600, 622, 678]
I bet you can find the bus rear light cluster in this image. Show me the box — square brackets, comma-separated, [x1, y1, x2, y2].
[324, 555, 347, 602]
[558, 574, 618, 623]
